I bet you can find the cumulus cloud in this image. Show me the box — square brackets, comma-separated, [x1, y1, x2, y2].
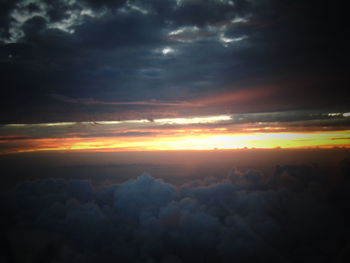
[114, 173, 176, 216]
[1, 162, 350, 263]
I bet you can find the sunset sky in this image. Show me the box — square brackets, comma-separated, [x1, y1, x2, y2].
[2, 2, 350, 263]
[1, 0, 350, 152]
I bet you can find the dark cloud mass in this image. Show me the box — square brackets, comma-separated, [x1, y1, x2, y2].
[0, 0, 349, 123]
[1, 162, 350, 263]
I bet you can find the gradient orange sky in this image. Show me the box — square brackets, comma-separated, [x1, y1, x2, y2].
[1, 113, 350, 154]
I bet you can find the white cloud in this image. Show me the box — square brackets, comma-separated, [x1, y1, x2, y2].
[231, 16, 249, 24]
[168, 20, 249, 47]
[328, 112, 342, 117]
[47, 7, 104, 34]
[162, 47, 175, 55]
[220, 33, 247, 47]
[118, 1, 153, 15]
[168, 26, 202, 43]
[1, 0, 105, 43]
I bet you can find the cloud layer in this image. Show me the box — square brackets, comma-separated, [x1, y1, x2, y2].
[1, 0, 349, 123]
[2, 161, 350, 263]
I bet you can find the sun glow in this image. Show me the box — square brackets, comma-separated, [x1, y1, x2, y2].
[1, 113, 350, 154]
[1, 130, 349, 154]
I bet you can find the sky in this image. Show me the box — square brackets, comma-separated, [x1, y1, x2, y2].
[0, 0, 350, 152]
[1, 2, 350, 262]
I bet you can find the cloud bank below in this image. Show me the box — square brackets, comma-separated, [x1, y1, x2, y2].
[2, 161, 350, 263]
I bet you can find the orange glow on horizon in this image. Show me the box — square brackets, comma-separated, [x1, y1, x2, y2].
[1, 130, 349, 154]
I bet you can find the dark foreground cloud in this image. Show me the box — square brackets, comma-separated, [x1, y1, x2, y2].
[2, 161, 350, 263]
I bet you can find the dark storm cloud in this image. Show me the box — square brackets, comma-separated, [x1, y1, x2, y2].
[0, 0, 349, 123]
[2, 162, 350, 262]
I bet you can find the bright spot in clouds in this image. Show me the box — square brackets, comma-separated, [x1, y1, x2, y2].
[231, 17, 248, 23]
[220, 34, 247, 46]
[328, 113, 342, 117]
[155, 115, 231, 124]
[162, 47, 175, 55]
[169, 26, 200, 36]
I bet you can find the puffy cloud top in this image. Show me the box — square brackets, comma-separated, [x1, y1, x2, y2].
[2, 163, 350, 262]
[114, 173, 176, 215]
